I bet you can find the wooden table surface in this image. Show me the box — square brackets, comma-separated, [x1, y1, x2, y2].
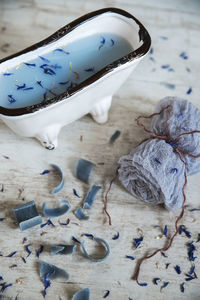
[0, 0, 200, 299]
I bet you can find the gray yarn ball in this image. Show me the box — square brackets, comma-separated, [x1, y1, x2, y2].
[118, 97, 200, 210]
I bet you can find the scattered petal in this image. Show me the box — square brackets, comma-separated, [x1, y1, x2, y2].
[72, 236, 80, 244]
[75, 158, 95, 184]
[133, 237, 143, 249]
[160, 281, 169, 291]
[83, 185, 102, 209]
[41, 219, 55, 228]
[81, 236, 110, 262]
[59, 218, 70, 226]
[186, 87, 192, 95]
[42, 199, 70, 218]
[160, 82, 175, 90]
[112, 232, 119, 240]
[73, 188, 81, 198]
[72, 288, 90, 300]
[153, 278, 161, 285]
[109, 130, 121, 144]
[174, 265, 181, 274]
[103, 290, 110, 298]
[196, 233, 200, 242]
[180, 282, 185, 293]
[36, 245, 44, 258]
[189, 208, 200, 212]
[25, 244, 32, 257]
[74, 208, 89, 220]
[163, 225, 168, 238]
[40, 170, 50, 175]
[6, 251, 17, 258]
[125, 255, 135, 260]
[50, 164, 64, 194]
[136, 281, 148, 287]
[187, 241, 197, 261]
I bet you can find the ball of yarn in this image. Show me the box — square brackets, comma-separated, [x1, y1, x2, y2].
[118, 97, 200, 210]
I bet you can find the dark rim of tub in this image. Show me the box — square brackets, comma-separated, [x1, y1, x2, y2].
[0, 7, 151, 117]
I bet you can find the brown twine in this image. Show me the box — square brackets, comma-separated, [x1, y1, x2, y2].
[103, 104, 200, 282]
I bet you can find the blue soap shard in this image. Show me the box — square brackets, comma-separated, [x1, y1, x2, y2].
[74, 207, 89, 220]
[81, 236, 110, 262]
[40, 261, 69, 280]
[50, 244, 76, 255]
[42, 199, 70, 217]
[83, 185, 102, 209]
[50, 164, 64, 194]
[72, 288, 90, 300]
[75, 158, 95, 184]
[13, 200, 42, 231]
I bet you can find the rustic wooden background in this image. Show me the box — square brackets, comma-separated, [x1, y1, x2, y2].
[0, 0, 200, 299]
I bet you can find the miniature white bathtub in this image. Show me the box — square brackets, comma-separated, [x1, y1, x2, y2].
[0, 8, 151, 149]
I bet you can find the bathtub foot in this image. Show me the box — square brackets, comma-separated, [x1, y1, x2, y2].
[90, 96, 112, 124]
[35, 124, 61, 150]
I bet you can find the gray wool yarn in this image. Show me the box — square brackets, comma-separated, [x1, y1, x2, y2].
[118, 97, 200, 210]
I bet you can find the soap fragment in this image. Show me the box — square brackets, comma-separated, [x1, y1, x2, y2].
[75, 159, 95, 184]
[50, 164, 64, 194]
[83, 185, 102, 209]
[13, 200, 42, 231]
[40, 261, 69, 280]
[72, 288, 90, 300]
[74, 208, 89, 220]
[42, 199, 70, 217]
[50, 244, 76, 255]
[81, 236, 110, 262]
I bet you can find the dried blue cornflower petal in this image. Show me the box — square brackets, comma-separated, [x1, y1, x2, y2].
[72, 236, 80, 244]
[185, 274, 196, 281]
[41, 219, 55, 228]
[21, 256, 26, 263]
[36, 245, 44, 258]
[75, 158, 95, 184]
[81, 236, 110, 262]
[42, 199, 70, 218]
[161, 64, 170, 69]
[160, 281, 169, 291]
[133, 237, 143, 249]
[186, 87, 192, 95]
[180, 52, 188, 59]
[0, 282, 13, 293]
[174, 265, 181, 274]
[112, 232, 119, 240]
[59, 218, 70, 226]
[73, 188, 81, 198]
[72, 288, 90, 300]
[179, 225, 191, 238]
[50, 164, 64, 194]
[0, 276, 3, 281]
[188, 264, 195, 275]
[161, 252, 168, 258]
[42, 272, 51, 298]
[82, 233, 94, 239]
[163, 225, 168, 237]
[136, 281, 148, 287]
[6, 251, 17, 257]
[9, 264, 17, 269]
[153, 278, 161, 285]
[25, 244, 32, 257]
[109, 130, 121, 144]
[40, 170, 50, 175]
[50, 244, 76, 255]
[40, 261, 69, 280]
[125, 255, 135, 260]
[83, 185, 102, 210]
[180, 282, 185, 293]
[103, 290, 110, 298]
[74, 207, 89, 220]
[1, 184, 4, 192]
[13, 200, 42, 231]
[187, 241, 197, 261]
[189, 208, 200, 212]
[196, 233, 200, 242]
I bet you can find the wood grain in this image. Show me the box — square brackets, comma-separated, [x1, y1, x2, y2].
[0, 0, 200, 299]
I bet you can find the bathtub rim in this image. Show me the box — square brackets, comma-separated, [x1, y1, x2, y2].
[0, 7, 151, 117]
